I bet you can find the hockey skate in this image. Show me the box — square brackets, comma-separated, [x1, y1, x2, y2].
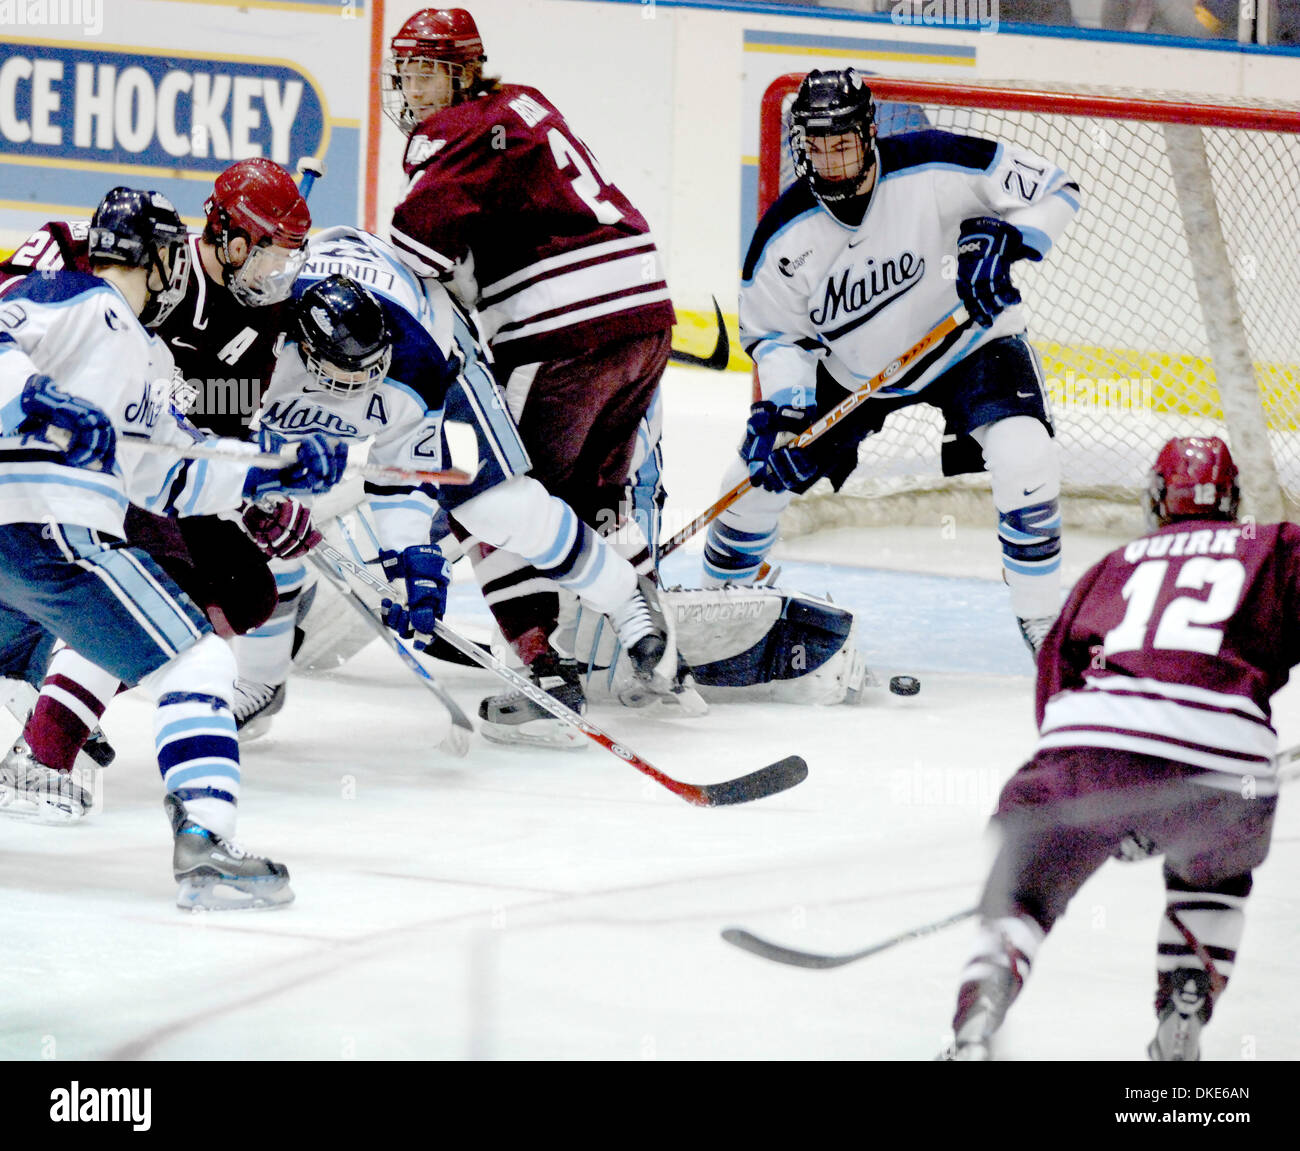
[936, 967, 1020, 1061]
[0, 740, 94, 823]
[478, 652, 587, 750]
[165, 793, 294, 911]
[232, 679, 285, 741]
[1148, 968, 1209, 1061]
[1017, 614, 1055, 658]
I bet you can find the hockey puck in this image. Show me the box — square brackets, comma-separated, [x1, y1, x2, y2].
[889, 675, 921, 697]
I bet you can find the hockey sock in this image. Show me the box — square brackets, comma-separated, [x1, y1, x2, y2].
[25, 647, 121, 773]
[147, 635, 240, 839]
[453, 476, 638, 622]
[952, 911, 1045, 1040]
[702, 457, 789, 587]
[1157, 870, 1250, 1018]
[232, 560, 306, 688]
[976, 416, 1062, 619]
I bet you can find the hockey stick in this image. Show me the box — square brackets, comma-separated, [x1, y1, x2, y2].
[311, 538, 808, 807]
[669, 297, 731, 371]
[722, 743, 1300, 968]
[307, 549, 472, 758]
[114, 436, 473, 487]
[659, 307, 974, 559]
[721, 907, 977, 969]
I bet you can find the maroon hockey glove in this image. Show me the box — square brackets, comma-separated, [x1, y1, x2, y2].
[241, 497, 322, 560]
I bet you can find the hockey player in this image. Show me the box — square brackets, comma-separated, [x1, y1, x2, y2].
[0, 187, 346, 909]
[383, 7, 683, 741]
[706, 68, 1079, 656]
[0, 158, 314, 750]
[255, 244, 672, 746]
[941, 436, 1292, 1061]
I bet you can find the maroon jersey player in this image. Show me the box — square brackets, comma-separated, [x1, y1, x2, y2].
[383, 7, 686, 744]
[941, 436, 1296, 1061]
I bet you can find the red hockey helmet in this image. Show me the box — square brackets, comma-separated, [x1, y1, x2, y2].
[1146, 435, 1240, 528]
[203, 159, 310, 305]
[383, 9, 487, 133]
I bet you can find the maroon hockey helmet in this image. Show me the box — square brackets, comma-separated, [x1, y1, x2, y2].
[1147, 436, 1240, 528]
[383, 9, 487, 133]
[203, 158, 310, 306]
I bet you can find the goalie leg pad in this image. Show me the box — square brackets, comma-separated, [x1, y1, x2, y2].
[571, 586, 867, 706]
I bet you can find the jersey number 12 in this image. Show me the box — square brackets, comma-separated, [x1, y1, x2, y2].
[1104, 557, 1246, 657]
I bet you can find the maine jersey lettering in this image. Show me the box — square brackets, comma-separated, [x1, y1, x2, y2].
[0, 272, 253, 536]
[390, 83, 675, 372]
[1035, 520, 1300, 791]
[742, 130, 1080, 406]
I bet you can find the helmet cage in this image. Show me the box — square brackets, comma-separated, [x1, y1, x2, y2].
[300, 342, 393, 397]
[382, 55, 475, 134]
[789, 69, 877, 206]
[226, 240, 308, 307]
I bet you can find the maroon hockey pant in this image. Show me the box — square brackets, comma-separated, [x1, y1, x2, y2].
[471, 328, 669, 661]
[980, 748, 1276, 930]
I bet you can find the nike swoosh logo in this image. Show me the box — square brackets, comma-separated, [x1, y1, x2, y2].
[848, 238, 867, 248]
[171, 339, 197, 350]
[1017, 390, 1034, 399]
[1023, 484, 1045, 497]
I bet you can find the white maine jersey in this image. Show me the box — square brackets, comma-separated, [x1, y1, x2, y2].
[258, 228, 471, 555]
[0, 272, 253, 537]
[742, 130, 1080, 407]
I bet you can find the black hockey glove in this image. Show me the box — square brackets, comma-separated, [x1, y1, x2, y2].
[742, 400, 819, 493]
[955, 216, 1030, 328]
[19, 373, 117, 470]
[243, 432, 348, 500]
[379, 544, 451, 644]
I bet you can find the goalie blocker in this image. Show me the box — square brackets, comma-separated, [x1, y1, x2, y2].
[563, 584, 881, 706]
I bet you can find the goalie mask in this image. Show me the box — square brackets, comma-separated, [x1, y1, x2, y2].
[89, 186, 191, 326]
[383, 7, 487, 134]
[293, 276, 393, 397]
[789, 68, 878, 208]
[204, 158, 310, 307]
[1146, 435, 1240, 529]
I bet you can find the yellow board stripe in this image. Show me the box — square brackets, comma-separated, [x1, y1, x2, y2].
[670, 308, 1300, 431]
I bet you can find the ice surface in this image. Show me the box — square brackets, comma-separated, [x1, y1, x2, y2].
[3, 366, 1297, 1062]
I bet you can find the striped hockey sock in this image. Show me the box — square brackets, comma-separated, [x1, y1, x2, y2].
[25, 648, 121, 773]
[155, 691, 240, 839]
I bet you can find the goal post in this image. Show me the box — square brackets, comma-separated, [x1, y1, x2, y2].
[757, 75, 1300, 534]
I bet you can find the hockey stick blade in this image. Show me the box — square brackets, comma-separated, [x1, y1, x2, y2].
[669, 297, 730, 371]
[308, 550, 473, 756]
[721, 907, 977, 969]
[308, 541, 806, 805]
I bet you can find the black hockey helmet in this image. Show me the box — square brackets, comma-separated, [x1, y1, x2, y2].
[293, 275, 393, 396]
[789, 69, 878, 206]
[1146, 435, 1240, 529]
[88, 186, 191, 325]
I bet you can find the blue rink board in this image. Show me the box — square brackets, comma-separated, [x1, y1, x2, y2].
[445, 552, 1037, 680]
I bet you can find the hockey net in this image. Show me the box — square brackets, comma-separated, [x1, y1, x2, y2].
[757, 76, 1300, 535]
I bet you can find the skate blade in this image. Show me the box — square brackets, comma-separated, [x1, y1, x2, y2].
[0, 786, 91, 824]
[478, 720, 586, 751]
[236, 717, 275, 743]
[616, 682, 709, 717]
[176, 876, 296, 912]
